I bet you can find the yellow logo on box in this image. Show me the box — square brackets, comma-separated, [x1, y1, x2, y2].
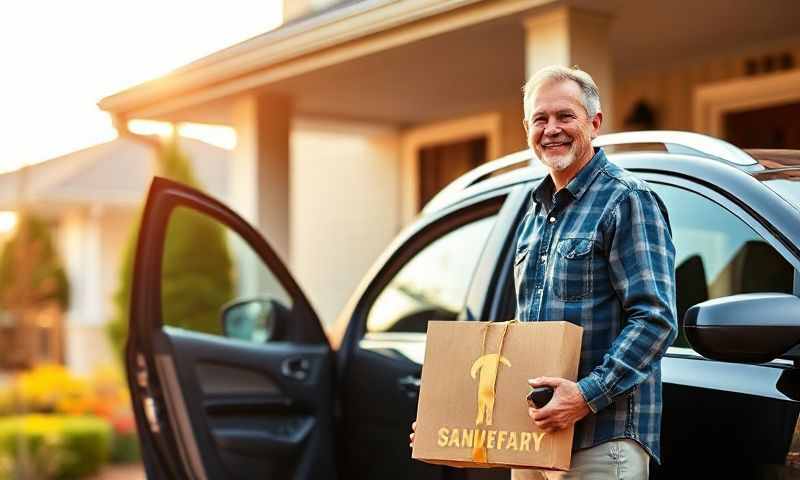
[470, 354, 511, 426]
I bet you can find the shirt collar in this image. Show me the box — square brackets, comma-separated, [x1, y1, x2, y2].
[533, 147, 607, 205]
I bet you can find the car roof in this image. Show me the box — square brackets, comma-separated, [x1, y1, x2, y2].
[422, 130, 774, 216]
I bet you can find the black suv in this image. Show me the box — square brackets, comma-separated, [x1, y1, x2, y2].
[126, 131, 800, 479]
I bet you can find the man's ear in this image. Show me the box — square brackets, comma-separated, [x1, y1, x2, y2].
[590, 112, 603, 139]
[522, 119, 529, 134]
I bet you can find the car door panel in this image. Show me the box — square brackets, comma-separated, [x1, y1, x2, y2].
[658, 356, 800, 478]
[157, 328, 334, 476]
[610, 172, 800, 477]
[341, 344, 442, 479]
[128, 177, 335, 480]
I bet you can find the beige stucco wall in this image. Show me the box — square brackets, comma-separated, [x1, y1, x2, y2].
[290, 118, 401, 326]
[615, 36, 800, 133]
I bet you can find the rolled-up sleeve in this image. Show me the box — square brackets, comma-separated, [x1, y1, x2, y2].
[577, 188, 678, 413]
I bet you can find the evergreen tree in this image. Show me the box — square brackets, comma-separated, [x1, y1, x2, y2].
[108, 137, 234, 357]
[0, 213, 70, 310]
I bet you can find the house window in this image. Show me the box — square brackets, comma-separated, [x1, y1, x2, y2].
[725, 101, 800, 148]
[418, 136, 487, 208]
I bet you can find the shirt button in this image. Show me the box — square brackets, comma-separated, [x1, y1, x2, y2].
[541, 255, 547, 262]
[549, 217, 556, 223]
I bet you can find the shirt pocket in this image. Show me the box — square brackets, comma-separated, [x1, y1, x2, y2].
[553, 237, 594, 301]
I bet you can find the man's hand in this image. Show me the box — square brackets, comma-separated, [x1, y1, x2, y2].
[409, 421, 416, 448]
[527, 377, 590, 432]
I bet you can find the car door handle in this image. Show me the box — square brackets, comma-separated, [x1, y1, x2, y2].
[398, 375, 421, 398]
[281, 357, 311, 381]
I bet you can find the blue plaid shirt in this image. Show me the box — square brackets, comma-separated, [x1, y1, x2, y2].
[513, 148, 678, 463]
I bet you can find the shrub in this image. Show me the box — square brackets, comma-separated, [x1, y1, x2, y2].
[0, 365, 140, 465]
[108, 137, 234, 358]
[0, 415, 112, 479]
[109, 430, 140, 464]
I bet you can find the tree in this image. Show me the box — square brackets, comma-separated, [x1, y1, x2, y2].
[0, 212, 70, 368]
[0, 214, 70, 311]
[108, 137, 234, 357]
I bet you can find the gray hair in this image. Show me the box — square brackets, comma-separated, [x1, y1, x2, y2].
[522, 65, 601, 122]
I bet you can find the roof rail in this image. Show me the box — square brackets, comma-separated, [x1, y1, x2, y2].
[422, 130, 756, 214]
[593, 130, 756, 166]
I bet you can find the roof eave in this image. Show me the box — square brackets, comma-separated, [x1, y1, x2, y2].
[98, 0, 555, 119]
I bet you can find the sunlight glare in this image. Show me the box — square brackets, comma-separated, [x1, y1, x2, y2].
[0, 212, 19, 234]
[0, 1, 282, 171]
[179, 124, 237, 150]
[127, 120, 237, 150]
[128, 120, 175, 138]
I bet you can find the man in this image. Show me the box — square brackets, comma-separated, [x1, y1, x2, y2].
[512, 66, 677, 479]
[411, 65, 677, 479]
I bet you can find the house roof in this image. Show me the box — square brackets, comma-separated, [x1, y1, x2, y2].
[0, 137, 230, 212]
[97, 0, 551, 120]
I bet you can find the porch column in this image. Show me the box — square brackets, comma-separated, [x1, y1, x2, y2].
[63, 205, 106, 374]
[231, 93, 292, 263]
[524, 7, 614, 132]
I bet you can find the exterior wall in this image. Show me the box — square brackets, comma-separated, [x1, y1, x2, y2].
[290, 118, 401, 326]
[615, 36, 800, 133]
[288, 104, 524, 326]
[60, 206, 136, 374]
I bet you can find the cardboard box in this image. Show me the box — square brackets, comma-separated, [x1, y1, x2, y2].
[412, 321, 583, 471]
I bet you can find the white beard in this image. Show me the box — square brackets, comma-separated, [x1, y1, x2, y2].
[539, 148, 576, 171]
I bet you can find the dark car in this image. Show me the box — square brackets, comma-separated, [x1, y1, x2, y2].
[126, 131, 800, 479]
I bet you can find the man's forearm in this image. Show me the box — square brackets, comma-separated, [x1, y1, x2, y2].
[577, 307, 676, 412]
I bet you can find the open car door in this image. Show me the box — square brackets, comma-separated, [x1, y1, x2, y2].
[125, 177, 337, 479]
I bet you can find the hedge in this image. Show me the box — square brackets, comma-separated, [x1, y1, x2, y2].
[0, 414, 112, 479]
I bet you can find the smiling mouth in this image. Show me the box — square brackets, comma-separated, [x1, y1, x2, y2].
[541, 142, 571, 150]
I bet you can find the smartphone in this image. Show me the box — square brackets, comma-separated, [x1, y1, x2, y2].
[526, 386, 554, 409]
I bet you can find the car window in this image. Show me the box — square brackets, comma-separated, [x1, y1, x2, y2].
[650, 183, 794, 348]
[365, 213, 498, 334]
[159, 206, 293, 343]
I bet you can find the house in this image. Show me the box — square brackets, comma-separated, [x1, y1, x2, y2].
[0, 137, 230, 373]
[98, 0, 800, 327]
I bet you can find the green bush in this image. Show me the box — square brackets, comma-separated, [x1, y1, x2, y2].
[109, 430, 140, 464]
[0, 415, 112, 479]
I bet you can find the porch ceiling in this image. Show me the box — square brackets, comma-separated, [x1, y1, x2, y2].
[110, 0, 800, 127]
[268, 13, 527, 126]
[577, 0, 800, 75]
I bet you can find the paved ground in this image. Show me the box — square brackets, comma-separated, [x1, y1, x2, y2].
[90, 463, 145, 480]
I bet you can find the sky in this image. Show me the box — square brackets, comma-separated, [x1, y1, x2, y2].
[0, 1, 284, 173]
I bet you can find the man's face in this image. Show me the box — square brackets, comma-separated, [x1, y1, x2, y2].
[525, 80, 602, 172]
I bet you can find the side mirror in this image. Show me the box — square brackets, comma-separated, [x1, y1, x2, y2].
[684, 293, 800, 364]
[221, 299, 278, 343]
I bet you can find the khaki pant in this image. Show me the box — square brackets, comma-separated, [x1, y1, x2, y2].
[511, 439, 649, 480]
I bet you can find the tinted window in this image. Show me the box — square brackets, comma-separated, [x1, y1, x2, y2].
[365, 214, 497, 334]
[650, 183, 794, 348]
[160, 206, 293, 343]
